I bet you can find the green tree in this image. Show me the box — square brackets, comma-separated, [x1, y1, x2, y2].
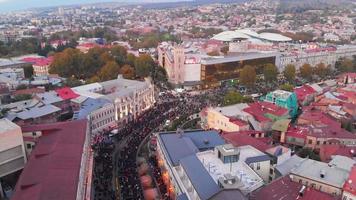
[97, 61, 120, 81]
[223, 91, 244, 106]
[49, 48, 85, 78]
[13, 94, 32, 102]
[280, 83, 294, 92]
[134, 54, 154, 77]
[120, 64, 135, 79]
[16, 84, 27, 90]
[299, 63, 313, 81]
[337, 58, 353, 72]
[239, 65, 256, 88]
[111, 45, 127, 64]
[263, 63, 278, 82]
[64, 77, 82, 87]
[283, 64, 296, 83]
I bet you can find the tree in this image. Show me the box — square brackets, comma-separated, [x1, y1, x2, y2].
[263, 63, 278, 82]
[298, 148, 320, 161]
[13, 94, 32, 102]
[336, 58, 353, 73]
[97, 61, 120, 81]
[120, 64, 135, 79]
[49, 48, 85, 78]
[299, 63, 313, 80]
[207, 50, 220, 56]
[239, 65, 256, 88]
[23, 65, 34, 79]
[314, 63, 328, 79]
[223, 91, 244, 106]
[64, 77, 82, 87]
[134, 54, 154, 77]
[283, 64, 296, 83]
[280, 83, 294, 92]
[16, 84, 27, 90]
[111, 45, 127, 64]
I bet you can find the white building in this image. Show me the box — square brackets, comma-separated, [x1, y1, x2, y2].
[72, 75, 155, 133]
[0, 118, 27, 198]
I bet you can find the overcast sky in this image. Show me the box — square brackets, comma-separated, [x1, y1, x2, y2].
[0, 0, 183, 13]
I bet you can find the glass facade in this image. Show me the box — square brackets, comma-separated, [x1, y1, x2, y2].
[201, 56, 276, 87]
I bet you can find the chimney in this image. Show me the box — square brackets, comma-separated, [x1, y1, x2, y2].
[299, 185, 306, 197]
[320, 169, 326, 178]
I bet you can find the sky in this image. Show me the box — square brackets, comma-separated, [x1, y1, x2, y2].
[0, 0, 184, 13]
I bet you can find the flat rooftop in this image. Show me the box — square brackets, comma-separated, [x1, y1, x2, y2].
[0, 118, 20, 133]
[201, 52, 278, 65]
[196, 146, 264, 193]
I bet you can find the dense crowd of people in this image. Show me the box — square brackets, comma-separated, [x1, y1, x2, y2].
[92, 90, 222, 200]
[92, 134, 115, 200]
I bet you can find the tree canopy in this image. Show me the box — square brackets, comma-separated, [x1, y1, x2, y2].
[239, 65, 256, 88]
[299, 63, 313, 80]
[263, 63, 279, 82]
[283, 64, 296, 83]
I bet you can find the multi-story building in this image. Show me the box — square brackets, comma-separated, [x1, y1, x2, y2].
[14, 120, 93, 200]
[201, 104, 251, 132]
[289, 156, 355, 196]
[21, 57, 53, 77]
[156, 130, 270, 200]
[73, 75, 155, 127]
[0, 119, 27, 199]
[263, 90, 298, 118]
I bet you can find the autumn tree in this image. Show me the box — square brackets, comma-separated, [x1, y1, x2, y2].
[120, 64, 135, 79]
[283, 64, 296, 83]
[207, 50, 220, 56]
[314, 63, 328, 79]
[97, 61, 120, 81]
[134, 54, 154, 77]
[239, 65, 256, 88]
[49, 48, 84, 78]
[299, 63, 313, 81]
[263, 63, 278, 82]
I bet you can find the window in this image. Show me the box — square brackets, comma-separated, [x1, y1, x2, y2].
[316, 141, 320, 145]
[27, 143, 32, 149]
[308, 140, 312, 144]
[257, 163, 261, 170]
[32, 132, 36, 137]
[269, 168, 274, 175]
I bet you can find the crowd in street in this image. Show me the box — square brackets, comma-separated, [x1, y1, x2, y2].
[91, 89, 222, 200]
[92, 134, 115, 200]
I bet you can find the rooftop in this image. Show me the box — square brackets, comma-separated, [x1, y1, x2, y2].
[158, 130, 225, 166]
[55, 87, 79, 100]
[223, 132, 272, 152]
[180, 155, 221, 200]
[0, 118, 20, 133]
[14, 104, 61, 120]
[343, 165, 356, 196]
[36, 91, 63, 105]
[73, 98, 111, 120]
[251, 176, 339, 200]
[196, 146, 264, 193]
[290, 158, 350, 188]
[12, 120, 88, 200]
[275, 155, 305, 176]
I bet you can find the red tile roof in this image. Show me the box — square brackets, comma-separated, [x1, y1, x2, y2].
[294, 85, 316, 102]
[243, 102, 289, 122]
[344, 165, 356, 196]
[13, 88, 46, 96]
[320, 144, 356, 162]
[55, 87, 79, 100]
[299, 107, 341, 128]
[13, 120, 88, 200]
[21, 57, 53, 66]
[228, 117, 248, 126]
[285, 126, 308, 140]
[223, 132, 272, 152]
[251, 176, 340, 200]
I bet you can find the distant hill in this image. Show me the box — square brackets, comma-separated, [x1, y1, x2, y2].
[137, 0, 251, 9]
[278, 0, 353, 13]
